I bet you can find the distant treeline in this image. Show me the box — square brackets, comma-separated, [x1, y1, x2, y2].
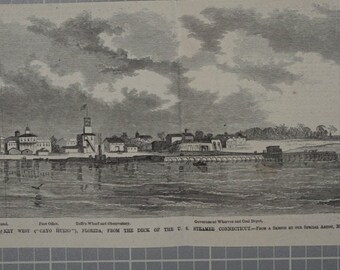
[242, 124, 339, 140]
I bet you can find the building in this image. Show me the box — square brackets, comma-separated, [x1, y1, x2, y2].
[225, 138, 236, 148]
[179, 142, 212, 152]
[8, 148, 21, 155]
[179, 139, 223, 152]
[0, 136, 5, 154]
[166, 130, 194, 145]
[135, 131, 153, 143]
[66, 138, 77, 147]
[37, 148, 50, 156]
[182, 129, 194, 142]
[22, 149, 33, 155]
[234, 132, 247, 145]
[166, 134, 183, 144]
[5, 131, 21, 154]
[211, 138, 223, 151]
[36, 139, 52, 153]
[18, 127, 38, 154]
[152, 141, 168, 152]
[60, 146, 83, 154]
[5, 127, 51, 155]
[103, 137, 125, 152]
[263, 146, 283, 163]
[77, 117, 96, 154]
[125, 144, 138, 153]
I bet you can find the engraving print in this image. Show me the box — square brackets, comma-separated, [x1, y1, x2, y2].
[0, 0, 339, 218]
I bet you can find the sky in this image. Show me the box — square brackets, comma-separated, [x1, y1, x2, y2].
[0, 0, 339, 138]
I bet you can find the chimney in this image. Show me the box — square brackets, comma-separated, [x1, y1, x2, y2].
[15, 131, 20, 137]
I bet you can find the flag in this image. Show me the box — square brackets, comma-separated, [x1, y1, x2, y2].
[80, 104, 87, 111]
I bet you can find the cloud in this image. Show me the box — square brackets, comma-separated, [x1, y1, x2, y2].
[27, 12, 181, 82]
[262, 52, 340, 129]
[30, 60, 85, 89]
[93, 70, 178, 109]
[178, 86, 269, 132]
[186, 65, 240, 97]
[218, 57, 302, 92]
[108, 11, 179, 61]
[180, 5, 340, 64]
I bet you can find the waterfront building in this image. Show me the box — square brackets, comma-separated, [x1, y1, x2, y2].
[36, 139, 52, 153]
[225, 138, 237, 148]
[77, 117, 96, 154]
[103, 137, 125, 152]
[166, 134, 183, 144]
[125, 144, 138, 153]
[61, 145, 83, 154]
[166, 129, 194, 145]
[211, 138, 223, 151]
[179, 138, 222, 152]
[152, 141, 168, 152]
[135, 131, 153, 143]
[66, 138, 77, 146]
[5, 131, 20, 154]
[37, 148, 49, 156]
[182, 129, 194, 142]
[18, 127, 51, 155]
[8, 148, 21, 155]
[179, 142, 211, 152]
[19, 127, 38, 154]
[5, 128, 51, 155]
[234, 132, 247, 145]
[0, 136, 6, 154]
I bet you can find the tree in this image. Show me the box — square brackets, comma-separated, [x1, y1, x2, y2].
[50, 136, 60, 153]
[274, 124, 289, 139]
[205, 133, 214, 140]
[120, 132, 129, 142]
[194, 130, 204, 141]
[316, 125, 328, 138]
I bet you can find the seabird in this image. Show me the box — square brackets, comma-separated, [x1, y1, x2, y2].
[31, 184, 44, 190]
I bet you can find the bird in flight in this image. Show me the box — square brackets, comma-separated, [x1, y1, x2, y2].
[31, 184, 44, 190]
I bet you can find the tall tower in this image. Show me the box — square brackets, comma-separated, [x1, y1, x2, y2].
[83, 117, 92, 134]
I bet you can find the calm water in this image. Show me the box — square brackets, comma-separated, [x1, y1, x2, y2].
[0, 160, 339, 218]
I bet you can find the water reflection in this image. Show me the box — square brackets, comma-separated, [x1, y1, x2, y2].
[0, 160, 338, 218]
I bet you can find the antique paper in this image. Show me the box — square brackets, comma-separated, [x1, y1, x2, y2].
[0, 0, 339, 247]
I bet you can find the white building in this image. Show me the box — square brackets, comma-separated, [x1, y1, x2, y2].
[17, 127, 51, 155]
[103, 137, 125, 152]
[66, 138, 77, 147]
[179, 139, 222, 152]
[36, 139, 52, 153]
[6, 140, 18, 153]
[166, 134, 183, 144]
[125, 144, 138, 153]
[225, 138, 237, 148]
[211, 139, 223, 151]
